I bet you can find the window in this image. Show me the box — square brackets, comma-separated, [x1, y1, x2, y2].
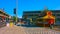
[56, 14, 60, 16]
[56, 18, 60, 21]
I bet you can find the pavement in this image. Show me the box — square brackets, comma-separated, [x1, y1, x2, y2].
[22, 27, 60, 34]
[0, 25, 60, 34]
[0, 25, 26, 34]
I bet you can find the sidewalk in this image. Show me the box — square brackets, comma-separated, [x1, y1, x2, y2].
[0, 25, 60, 34]
[23, 27, 60, 34]
[43, 26, 60, 32]
[0, 25, 26, 34]
[53, 26, 60, 31]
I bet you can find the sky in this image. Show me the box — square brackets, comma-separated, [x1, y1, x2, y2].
[0, 0, 60, 18]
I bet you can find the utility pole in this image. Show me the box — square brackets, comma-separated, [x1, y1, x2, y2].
[14, 0, 18, 25]
[16, 0, 18, 24]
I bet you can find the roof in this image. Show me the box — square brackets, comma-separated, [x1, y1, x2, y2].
[0, 10, 9, 17]
[23, 10, 60, 13]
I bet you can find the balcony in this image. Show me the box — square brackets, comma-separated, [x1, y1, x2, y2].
[0, 14, 8, 17]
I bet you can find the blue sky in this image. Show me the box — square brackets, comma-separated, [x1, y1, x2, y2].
[0, 0, 60, 18]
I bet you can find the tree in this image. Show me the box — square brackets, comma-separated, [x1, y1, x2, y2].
[12, 16, 18, 22]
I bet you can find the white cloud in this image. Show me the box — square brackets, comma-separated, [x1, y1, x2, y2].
[18, 16, 22, 18]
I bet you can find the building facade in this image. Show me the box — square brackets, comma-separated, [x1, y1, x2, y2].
[0, 10, 9, 19]
[22, 10, 60, 26]
[0, 9, 9, 27]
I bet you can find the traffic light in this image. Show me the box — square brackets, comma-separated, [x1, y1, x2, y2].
[14, 8, 16, 14]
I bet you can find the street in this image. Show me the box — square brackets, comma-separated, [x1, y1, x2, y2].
[0, 25, 60, 34]
[23, 27, 60, 34]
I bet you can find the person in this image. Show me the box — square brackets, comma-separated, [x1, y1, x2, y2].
[9, 20, 14, 27]
[48, 19, 55, 29]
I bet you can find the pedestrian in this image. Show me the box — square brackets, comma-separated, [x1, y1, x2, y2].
[48, 19, 55, 29]
[9, 20, 14, 27]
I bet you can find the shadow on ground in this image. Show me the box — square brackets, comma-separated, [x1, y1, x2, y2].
[17, 25, 43, 27]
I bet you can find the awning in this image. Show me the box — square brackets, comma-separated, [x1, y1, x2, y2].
[42, 15, 55, 19]
[42, 11, 55, 19]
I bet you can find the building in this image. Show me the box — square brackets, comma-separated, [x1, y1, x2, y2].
[0, 10, 9, 19]
[22, 10, 60, 26]
[0, 9, 9, 27]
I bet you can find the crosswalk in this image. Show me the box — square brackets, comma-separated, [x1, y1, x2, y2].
[22, 27, 60, 34]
